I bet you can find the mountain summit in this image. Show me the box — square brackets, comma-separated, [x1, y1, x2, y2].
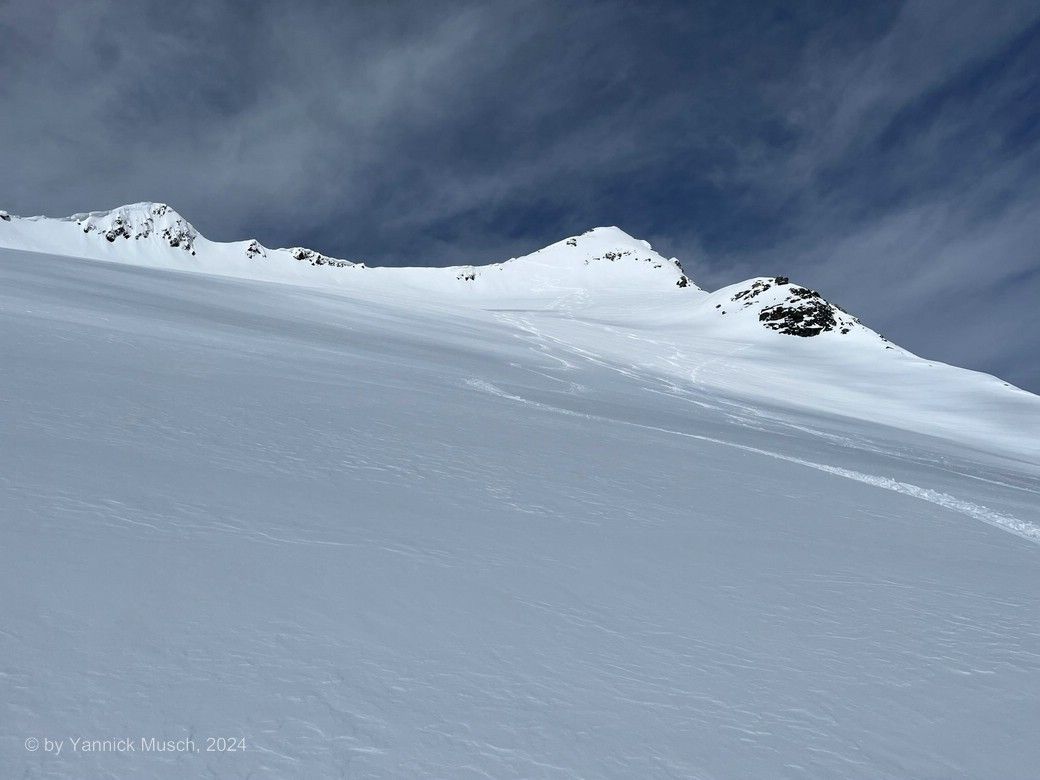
[0, 202, 866, 342]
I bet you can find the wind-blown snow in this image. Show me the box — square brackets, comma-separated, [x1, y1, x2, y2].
[1, 206, 1039, 778]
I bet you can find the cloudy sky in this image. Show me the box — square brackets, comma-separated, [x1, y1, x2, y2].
[3, 0, 1039, 390]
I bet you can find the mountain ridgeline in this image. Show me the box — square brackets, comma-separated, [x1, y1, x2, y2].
[0, 201, 868, 341]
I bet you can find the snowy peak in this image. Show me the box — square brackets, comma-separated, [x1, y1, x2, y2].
[70, 202, 199, 254]
[529, 226, 695, 288]
[0, 201, 363, 277]
[441, 226, 697, 294]
[63, 203, 358, 269]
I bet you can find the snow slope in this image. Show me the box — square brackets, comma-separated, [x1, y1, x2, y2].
[2, 202, 1036, 459]
[1, 206, 1039, 778]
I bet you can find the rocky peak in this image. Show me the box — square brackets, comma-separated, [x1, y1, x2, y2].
[72, 202, 199, 255]
[723, 276, 860, 337]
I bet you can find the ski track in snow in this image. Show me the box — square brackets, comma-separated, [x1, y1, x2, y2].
[464, 378, 1040, 545]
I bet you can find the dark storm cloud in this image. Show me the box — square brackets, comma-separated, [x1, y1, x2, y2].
[2, 0, 1039, 389]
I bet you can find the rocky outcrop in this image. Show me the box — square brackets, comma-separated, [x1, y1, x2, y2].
[245, 240, 266, 260]
[75, 202, 198, 254]
[288, 247, 352, 268]
[727, 276, 858, 337]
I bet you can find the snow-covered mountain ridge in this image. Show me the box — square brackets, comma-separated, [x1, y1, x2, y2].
[0, 201, 364, 276]
[1, 201, 863, 340]
[1, 200, 1037, 460]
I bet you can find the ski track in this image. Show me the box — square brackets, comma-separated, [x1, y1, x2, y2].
[497, 310, 1040, 491]
[464, 378, 1040, 545]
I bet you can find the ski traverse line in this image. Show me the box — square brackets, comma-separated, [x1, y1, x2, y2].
[464, 378, 1040, 545]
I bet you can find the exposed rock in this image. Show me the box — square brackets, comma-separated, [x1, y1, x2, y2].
[104, 218, 131, 242]
[161, 224, 196, 253]
[728, 276, 858, 337]
[759, 296, 838, 337]
[289, 247, 351, 268]
[732, 279, 772, 302]
[245, 240, 266, 260]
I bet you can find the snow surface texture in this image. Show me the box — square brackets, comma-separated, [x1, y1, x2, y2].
[1, 205, 1039, 778]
